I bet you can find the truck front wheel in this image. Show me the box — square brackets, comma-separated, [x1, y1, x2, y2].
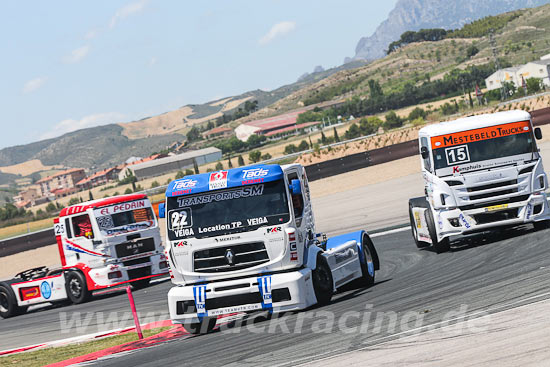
[66, 271, 92, 304]
[184, 317, 217, 334]
[0, 283, 26, 318]
[357, 235, 376, 287]
[313, 255, 333, 306]
[409, 203, 430, 249]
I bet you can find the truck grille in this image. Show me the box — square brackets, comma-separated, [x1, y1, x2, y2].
[115, 237, 155, 258]
[466, 180, 518, 201]
[193, 242, 269, 273]
[472, 208, 519, 225]
[123, 257, 150, 267]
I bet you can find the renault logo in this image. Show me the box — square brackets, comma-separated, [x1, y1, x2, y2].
[225, 249, 235, 266]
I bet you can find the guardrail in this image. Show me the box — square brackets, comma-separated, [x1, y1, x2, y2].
[2, 107, 550, 258]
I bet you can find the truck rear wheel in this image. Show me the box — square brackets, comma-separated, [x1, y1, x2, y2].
[65, 271, 92, 304]
[409, 202, 430, 249]
[0, 283, 26, 318]
[313, 255, 333, 306]
[184, 317, 217, 334]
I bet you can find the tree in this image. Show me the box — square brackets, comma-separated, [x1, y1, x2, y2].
[124, 188, 133, 194]
[246, 134, 266, 148]
[215, 162, 223, 171]
[368, 79, 384, 98]
[466, 44, 479, 58]
[344, 123, 361, 139]
[333, 127, 340, 142]
[185, 169, 194, 176]
[249, 150, 261, 163]
[298, 140, 309, 151]
[440, 102, 459, 115]
[383, 111, 403, 130]
[175, 170, 184, 179]
[227, 157, 233, 168]
[46, 202, 57, 212]
[320, 131, 327, 144]
[68, 197, 80, 206]
[284, 144, 298, 155]
[88, 190, 94, 201]
[237, 155, 245, 166]
[187, 126, 202, 142]
[526, 78, 542, 94]
[261, 153, 272, 160]
[151, 181, 160, 188]
[408, 107, 426, 121]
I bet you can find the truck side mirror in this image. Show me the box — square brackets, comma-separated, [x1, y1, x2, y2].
[158, 203, 165, 218]
[535, 127, 542, 140]
[420, 146, 429, 160]
[290, 179, 302, 195]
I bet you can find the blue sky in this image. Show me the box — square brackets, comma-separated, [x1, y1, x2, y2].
[0, 0, 398, 150]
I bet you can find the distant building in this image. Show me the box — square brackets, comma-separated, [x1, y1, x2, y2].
[13, 187, 47, 208]
[121, 147, 222, 180]
[36, 168, 86, 198]
[202, 126, 233, 140]
[485, 57, 550, 91]
[76, 167, 122, 191]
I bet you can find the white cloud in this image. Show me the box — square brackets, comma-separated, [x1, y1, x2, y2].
[259, 21, 296, 45]
[64, 45, 90, 64]
[84, 29, 99, 40]
[23, 77, 48, 93]
[42, 112, 126, 139]
[149, 56, 157, 66]
[110, 0, 148, 28]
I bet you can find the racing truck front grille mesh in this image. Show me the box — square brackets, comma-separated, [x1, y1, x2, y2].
[193, 242, 269, 273]
[115, 237, 155, 258]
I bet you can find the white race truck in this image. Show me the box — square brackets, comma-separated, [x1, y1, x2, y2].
[0, 194, 168, 318]
[160, 164, 380, 333]
[409, 110, 550, 253]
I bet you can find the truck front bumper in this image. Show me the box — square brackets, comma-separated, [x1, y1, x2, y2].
[437, 193, 550, 239]
[168, 268, 316, 324]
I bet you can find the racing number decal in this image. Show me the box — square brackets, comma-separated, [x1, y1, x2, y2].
[54, 222, 65, 235]
[169, 208, 192, 230]
[445, 145, 470, 165]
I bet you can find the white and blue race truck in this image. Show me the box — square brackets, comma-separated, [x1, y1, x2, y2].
[159, 163, 379, 333]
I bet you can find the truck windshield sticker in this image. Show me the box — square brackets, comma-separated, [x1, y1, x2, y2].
[431, 120, 531, 149]
[432, 121, 537, 176]
[95, 205, 155, 236]
[445, 145, 470, 165]
[167, 181, 290, 240]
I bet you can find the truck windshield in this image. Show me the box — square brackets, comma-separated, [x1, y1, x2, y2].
[166, 180, 290, 240]
[432, 121, 537, 176]
[94, 203, 155, 236]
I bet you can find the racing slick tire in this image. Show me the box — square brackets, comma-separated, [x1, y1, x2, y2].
[409, 197, 450, 253]
[131, 278, 151, 290]
[312, 254, 333, 306]
[184, 317, 217, 334]
[357, 234, 376, 287]
[0, 282, 27, 318]
[409, 200, 430, 249]
[65, 271, 92, 304]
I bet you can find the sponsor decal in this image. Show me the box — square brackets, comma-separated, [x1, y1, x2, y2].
[175, 241, 188, 247]
[267, 226, 282, 234]
[208, 304, 263, 315]
[242, 168, 269, 184]
[193, 285, 208, 318]
[290, 252, 298, 261]
[105, 221, 153, 236]
[178, 185, 264, 207]
[172, 228, 195, 237]
[526, 204, 532, 220]
[214, 236, 241, 242]
[65, 240, 107, 257]
[100, 200, 147, 215]
[257, 275, 273, 310]
[289, 242, 297, 251]
[431, 120, 531, 149]
[40, 281, 52, 299]
[197, 221, 243, 234]
[209, 171, 228, 190]
[414, 211, 422, 229]
[247, 217, 267, 226]
[168, 208, 192, 230]
[438, 212, 443, 230]
[173, 179, 198, 190]
[459, 213, 471, 229]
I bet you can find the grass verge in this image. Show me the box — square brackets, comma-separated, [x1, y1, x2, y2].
[0, 326, 171, 367]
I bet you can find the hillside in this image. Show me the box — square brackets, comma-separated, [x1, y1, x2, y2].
[350, 0, 550, 62]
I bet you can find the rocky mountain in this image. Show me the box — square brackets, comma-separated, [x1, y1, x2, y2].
[350, 0, 550, 62]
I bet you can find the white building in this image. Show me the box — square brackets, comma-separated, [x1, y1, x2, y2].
[485, 57, 550, 91]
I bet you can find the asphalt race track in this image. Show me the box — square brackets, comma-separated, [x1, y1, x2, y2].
[1, 174, 550, 366]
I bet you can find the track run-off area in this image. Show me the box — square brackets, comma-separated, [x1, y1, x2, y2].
[2, 143, 550, 366]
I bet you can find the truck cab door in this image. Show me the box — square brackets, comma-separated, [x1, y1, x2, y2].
[64, 212, 101, 266]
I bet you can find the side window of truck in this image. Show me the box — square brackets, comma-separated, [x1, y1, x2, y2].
[287, 172, 304, 218]
[72, 214, 94, 239]
[64, 218, 72, 238]
[421, 137, 432, 172]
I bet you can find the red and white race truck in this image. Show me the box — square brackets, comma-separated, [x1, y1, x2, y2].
[0, 194, 168, 318]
